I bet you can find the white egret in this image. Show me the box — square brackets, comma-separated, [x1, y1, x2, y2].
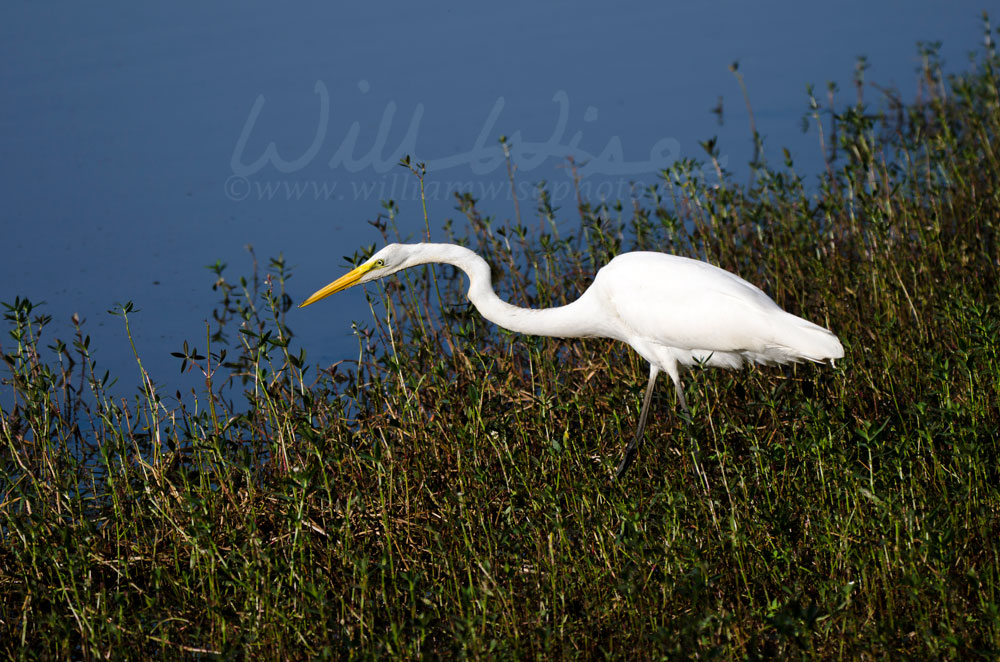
[300, 243, 844, 477]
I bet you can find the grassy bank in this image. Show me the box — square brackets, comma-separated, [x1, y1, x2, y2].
[3, 28, 1000, 659]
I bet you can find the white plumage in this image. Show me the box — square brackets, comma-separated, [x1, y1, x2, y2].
[300, 243, 844, 477]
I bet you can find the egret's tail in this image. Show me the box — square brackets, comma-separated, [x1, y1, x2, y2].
[768, 313, 844, 364]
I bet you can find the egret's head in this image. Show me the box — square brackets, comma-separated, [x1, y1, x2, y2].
[299, 243, 416, 308]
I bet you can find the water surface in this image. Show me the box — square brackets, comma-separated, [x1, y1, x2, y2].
[0, 1, 989, 391]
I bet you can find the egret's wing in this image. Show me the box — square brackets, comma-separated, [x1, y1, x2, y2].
[594, 252, 784, 353]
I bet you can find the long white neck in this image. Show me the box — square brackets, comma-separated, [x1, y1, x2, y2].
[409, 243, 603, 339]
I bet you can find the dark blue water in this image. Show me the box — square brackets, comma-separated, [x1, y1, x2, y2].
[0, 1, 991, 392]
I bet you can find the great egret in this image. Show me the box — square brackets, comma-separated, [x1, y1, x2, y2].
[300, 243, 844, 477]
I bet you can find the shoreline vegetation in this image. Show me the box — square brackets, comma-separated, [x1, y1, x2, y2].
[3, 24, 1000, 659]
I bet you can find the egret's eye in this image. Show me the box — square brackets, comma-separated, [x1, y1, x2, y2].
[374, 259, 385, 268]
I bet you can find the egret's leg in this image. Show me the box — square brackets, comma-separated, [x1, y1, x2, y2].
[615, 365, 659, 479]
[664, 359, 690, 415]
[675, 378, 690, 414]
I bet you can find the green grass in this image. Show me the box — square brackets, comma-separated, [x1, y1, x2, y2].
[3, 26, 1000, 660]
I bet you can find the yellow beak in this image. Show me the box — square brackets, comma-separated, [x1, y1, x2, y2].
[299, 263, 374, 308]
